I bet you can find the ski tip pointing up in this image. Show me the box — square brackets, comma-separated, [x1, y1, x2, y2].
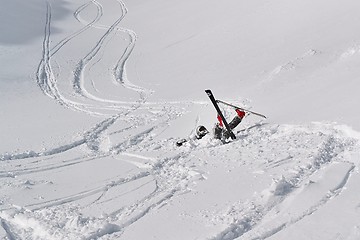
[205, 89, 212, 97]
[205, 89, 236, 140]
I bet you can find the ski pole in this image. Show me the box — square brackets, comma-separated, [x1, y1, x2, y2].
[216, 100, 267, 119]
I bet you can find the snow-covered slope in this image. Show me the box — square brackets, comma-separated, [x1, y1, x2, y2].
[1, 0, 360, 239]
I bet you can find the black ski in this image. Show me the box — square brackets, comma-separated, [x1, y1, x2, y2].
[205, 90, 236, 140]
[216, 99, 267, 119]
[176, 138, 187, 147]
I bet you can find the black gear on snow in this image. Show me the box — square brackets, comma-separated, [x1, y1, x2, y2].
[229, 115, 243, 129]
[176, 138, 187, 147]
[213, 115, 243, 141]
[213, 123, 223, 140]
[196, 125, 209, 139]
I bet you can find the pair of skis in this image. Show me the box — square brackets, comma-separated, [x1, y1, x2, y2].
[205, 89, 266, 140]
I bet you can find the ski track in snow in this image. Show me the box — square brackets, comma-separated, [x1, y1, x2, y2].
[206, 124, 360, 240]
[249, 164, 355, 240]
[14, 0, 164, 162]
[36, 1, 102, 116]
[1, 1, 187, 237]
[2, 119, 360, 239]
[36, 0, 151, 118]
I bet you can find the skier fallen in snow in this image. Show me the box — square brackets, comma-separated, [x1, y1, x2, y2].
[176, 108, 246, 147]
[176, 90, 266, 147]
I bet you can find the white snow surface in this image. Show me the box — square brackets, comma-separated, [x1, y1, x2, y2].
[1, 0, 360, 239]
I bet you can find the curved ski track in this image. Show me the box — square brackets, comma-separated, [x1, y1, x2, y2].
[1, 1, 192, 237]
[36, 0, 106, 116]
[37, 0, 150, 118]
[29, 0, 161, 166]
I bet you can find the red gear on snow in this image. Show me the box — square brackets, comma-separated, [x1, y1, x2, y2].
[235, 109, 245, 119]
